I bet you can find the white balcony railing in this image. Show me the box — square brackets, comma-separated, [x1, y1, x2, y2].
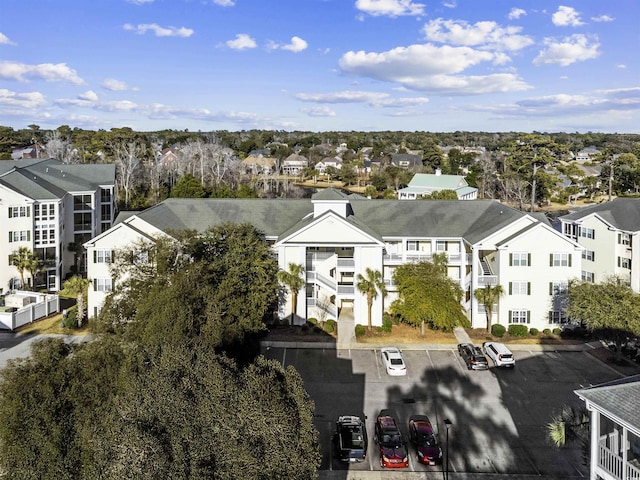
[477, 276, 498, 286]
[337, 258, 355, 268]
[599, 444, 624, 479]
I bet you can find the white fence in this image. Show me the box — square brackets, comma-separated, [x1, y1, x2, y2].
[0, 291, 60, 331]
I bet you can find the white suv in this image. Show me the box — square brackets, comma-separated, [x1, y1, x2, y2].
[483, 342, 515, 368]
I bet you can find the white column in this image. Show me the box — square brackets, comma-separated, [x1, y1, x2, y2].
[589, 405, 599, 480]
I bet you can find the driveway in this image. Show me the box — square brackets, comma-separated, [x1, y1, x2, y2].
[261, 344, 624, 479]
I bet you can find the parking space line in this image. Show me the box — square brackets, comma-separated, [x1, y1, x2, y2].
[281, 348, 287, 367]
[425, 350, 440, 381]
[374, 349, 382, 380]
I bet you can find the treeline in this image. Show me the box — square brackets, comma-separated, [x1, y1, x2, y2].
[2, 125, 640, 212]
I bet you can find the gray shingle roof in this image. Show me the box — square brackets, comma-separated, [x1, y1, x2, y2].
[576, 375, 640, 433]
[133, 196, 527, 244]
[561, 198, 640, 231]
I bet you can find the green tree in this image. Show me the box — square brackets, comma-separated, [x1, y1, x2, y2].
[474, 284, 505, 332]
[171, 173, 207, 198]
[277, 263, 305, 325]
[391, 260, 469, 334]
[9, 246, 39, 290]
[61, 276, 91, 327]
[356, 267, 387, 331]
[567, 276, 640, 357]
[422, 189, 458, 200]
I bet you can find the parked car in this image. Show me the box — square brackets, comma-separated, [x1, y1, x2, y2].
[374, 409, 409, 468]
[483, 341, 515, 368]
[457, 343, 489, 370]
[380, 347, 407, 376]
[408, 415, 442, 465]
[333, 415, 368, 463]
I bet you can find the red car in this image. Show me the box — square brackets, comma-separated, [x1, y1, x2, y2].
[408, 415, 442, 466]
[374, 409, 409, 468]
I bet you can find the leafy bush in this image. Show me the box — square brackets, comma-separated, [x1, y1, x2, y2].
[529, 327, 539, 336]
[301, 325, 309, 333]
[355, 324, 366, 337]
[543, 328, 552, 336]
[375, 326, 384, 333]
[382, 315, 393, 333]
[553, 327, 562, 335]
[491, 323, 506, 338]
[307, 318, 317, 326]
[62, 306, 78, 329]
[508, 324, 529, 337]
[324, 319, 336, 334]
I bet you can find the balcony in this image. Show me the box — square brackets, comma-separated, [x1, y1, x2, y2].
[598, 443, 640, 480]
[477, 276, 498, 286]
[337, 258, 355, 269]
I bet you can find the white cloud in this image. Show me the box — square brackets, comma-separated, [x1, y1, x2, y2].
[0, 61, 84, 84]
[423, 18, 534, 52]
[102, 78, 138, 91]
[226, 33, 257, 50]
[338, 43, 531, 94]
[0, 89, 47, 108]
[508, 8, 526, 20]
[442, 1, 456, 8]
[211, 0, 235, 5]
[126, 0, 154, 4]
[78, 90, 98, 102]
[0, 32, 17, 45]
[296, 90, 429, 108]
[123, 23, 194, 37]
[617, 64, 627, 69]
[301, 106, 336, 117]
[552, 6, 584, 27]
[268, 36, 308, 53]
[592, 14, 614, 22]
[533, 34, 600, 66]
[355, 0, 426, 17]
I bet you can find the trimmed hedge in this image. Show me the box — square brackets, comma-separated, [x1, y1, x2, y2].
[508, 324, 529, 337]
[529, 328, 539, 336]
[553, 327, 562, 335]
[491, 323, 506, 338]
[355, 324, 366, 337]
[307, 317, 318, 326]
[324, 319, 336, 334]
[543, 328, 552, 336]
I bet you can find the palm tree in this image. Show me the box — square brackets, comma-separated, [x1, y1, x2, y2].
[356, 268, 387, 331]
[9, 247, 39, 290]
[547, 404, 590, 464]
[61, 276, 91, 328]
[474, 284, 504, 332]
[277, 263, 305, 325]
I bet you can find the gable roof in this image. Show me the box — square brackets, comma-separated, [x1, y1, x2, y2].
[408, 173, 468, 189]
[575, 375, 640, 433]
[561, 198, 640, 231]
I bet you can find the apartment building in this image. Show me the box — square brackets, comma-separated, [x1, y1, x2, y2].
[85, 189, 582, 330]
[0, 158, 116, 293]
[560, 199, 640, 292]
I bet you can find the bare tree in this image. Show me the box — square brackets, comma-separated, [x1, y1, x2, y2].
[44, 131, 77, 164]
[113, 141, 145, 208]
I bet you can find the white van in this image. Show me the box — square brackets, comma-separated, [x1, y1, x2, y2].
[482, 342, 515, 368]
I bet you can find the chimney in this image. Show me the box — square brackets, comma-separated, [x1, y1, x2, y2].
[435, 168, 442, 176]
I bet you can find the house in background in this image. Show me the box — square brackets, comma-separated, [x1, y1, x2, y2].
[242, 155, 276, 175]
[281, 153, 308, 175]
[390, 153, 423, 169]
[11, 145, 38, 160]
[575, 146, 602, 163]
[0, 158, 115, 292]
[560, 199, 640, 292]
[398, 170, 478, 200]
[315, 157, 343, 175]
[575, 375, 640, 480]
[86, 189, 582, 333]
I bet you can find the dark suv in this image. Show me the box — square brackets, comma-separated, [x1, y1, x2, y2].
[374, 409, 408, 468]
[457, 343, 489, 370]
[333, 415, 368, 463]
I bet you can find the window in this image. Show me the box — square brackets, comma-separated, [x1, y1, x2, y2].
[436, 241, 446, 252]
[9, 230, 30, 242]
[549, 311, 568, 324]
[94, 249, 112, 264]
[73, 194, 92, 210]
[101, 204, 111, 222]
[549, 282, 568, 295]
[510, 252, 530, 266]
[8, 206, 30, 218]
[100, 188, 112, 203]
[618, 233, 631, 246]
[550, 253, 572, 267]
[582, 271, 595, 283]
[509, 310, 530, 324]
[618, 257, 631, 269]
[582, 250, 595, 261]
[579, 227, 595, 239]
[509, 281, 530, 295]
[93, 278, 112, 292]
[74, 212, 92, 231]
[406, 241, 418, 251]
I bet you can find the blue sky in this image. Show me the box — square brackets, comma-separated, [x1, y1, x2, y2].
[1, 0, 638, 133]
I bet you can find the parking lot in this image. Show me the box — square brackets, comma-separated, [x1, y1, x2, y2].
[261, 345, 623, 478]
